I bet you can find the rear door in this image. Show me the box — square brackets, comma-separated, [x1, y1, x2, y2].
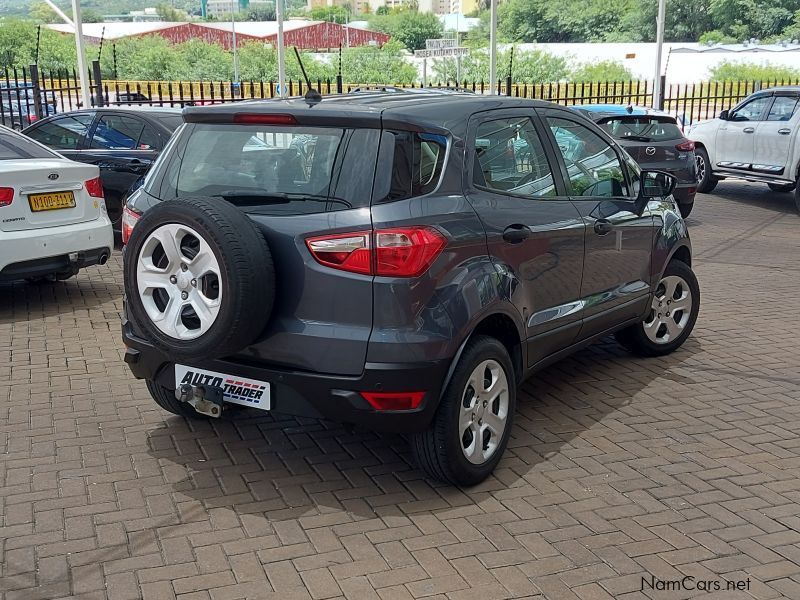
[715, 95, 771, 168]
[540, 109, 654, 339]
[465, 111, 586, 366]
[753, 93, 800, 177]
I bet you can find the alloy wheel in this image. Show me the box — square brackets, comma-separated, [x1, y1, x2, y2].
[643, 275, 693, 344]
[695, 153, 706, 184]
[136, 223, 223, 340]
[459, 359, 510, 465]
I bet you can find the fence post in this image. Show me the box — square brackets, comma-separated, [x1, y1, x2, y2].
[336, 74, 343, 95]
[92, 60, 104, 107]
[506, 76, 512, 96]
[29, 64, 44, 120]
[657, 74, 666, 110]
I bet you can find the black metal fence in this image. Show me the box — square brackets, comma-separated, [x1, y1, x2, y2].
[3, 60, 799, 130]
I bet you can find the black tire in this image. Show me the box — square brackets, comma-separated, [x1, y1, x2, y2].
[768, 183, 795, 193]
[678, 202, 693, 219]
[410, 335, 516, 486]
[795, 185, 800, 214]
[146, 379, 207, 419]
[695, 147, 718, 194]
[124, 196, 275, 362]
[615, 260, 700, 357]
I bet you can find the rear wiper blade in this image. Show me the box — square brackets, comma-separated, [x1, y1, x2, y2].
[619, 135, 653, 142]
[214, 191, 352, 207]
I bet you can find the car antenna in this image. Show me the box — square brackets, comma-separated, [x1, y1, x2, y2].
[626, 104, 634, 114]
[293, 47, 322, 105]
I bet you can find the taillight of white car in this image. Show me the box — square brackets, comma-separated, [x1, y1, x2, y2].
[121, 205, 142, 244]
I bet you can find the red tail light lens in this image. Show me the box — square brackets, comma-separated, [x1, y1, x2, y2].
[85, 177, 104, 199]
[0, 187, 13, 207]
[121, 205, 141, 245]
[233, 113, 298, 125]
[675, 140, 695, 152]
[306, 226, 446, 277]
[360, 391, 425, 411]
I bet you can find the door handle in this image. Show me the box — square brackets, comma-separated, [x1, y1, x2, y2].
[743, 127, 755, 133]
[502, 224, 531, 244]
[778, 128, 792, 135]
[593, 219, 614, 236]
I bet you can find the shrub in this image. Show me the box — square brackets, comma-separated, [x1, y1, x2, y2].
[569, 60, 633, 82]
[709, 60, 800, 81]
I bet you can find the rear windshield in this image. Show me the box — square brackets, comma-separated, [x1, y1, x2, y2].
[158, 123, 380, 214]
[598, 116, 683, 142]
[0, 129, 58, 160]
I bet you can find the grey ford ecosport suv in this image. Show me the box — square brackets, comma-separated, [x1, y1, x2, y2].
[122, 93, 700, 486]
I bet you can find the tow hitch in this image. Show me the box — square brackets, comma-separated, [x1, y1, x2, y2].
[177, 384, 224, 418]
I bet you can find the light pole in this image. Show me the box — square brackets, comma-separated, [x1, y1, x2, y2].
[653, 0, 666, 109]
[276, 0, 286, 97]
[70, 0, 90, 108]
[489, 0, 497, 94]
[231, 0, 240, 84]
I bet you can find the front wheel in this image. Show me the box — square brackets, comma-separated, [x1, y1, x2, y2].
[410, 335, 516, 486]
[615, 260, 700, 357]
[695, 147, 718, 194]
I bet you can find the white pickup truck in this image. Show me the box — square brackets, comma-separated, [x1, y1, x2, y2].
[687, 86, 800, 212]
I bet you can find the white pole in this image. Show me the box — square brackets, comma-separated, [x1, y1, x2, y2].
[71, 0, 90, 108]
[489, 0, 497, 94]
[653, 0, 666, 109]
[423, 58, 427, 87]
[231, 0, 239, 84]
[276, 0, 286, 97]
[44, 0, 74, 26]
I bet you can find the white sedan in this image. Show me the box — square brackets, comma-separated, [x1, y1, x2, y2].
[0, 125, 113, 282]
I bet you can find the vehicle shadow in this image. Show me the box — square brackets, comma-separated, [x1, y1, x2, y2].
[145, 336, 702, 520]
[708, 182, 797, 214]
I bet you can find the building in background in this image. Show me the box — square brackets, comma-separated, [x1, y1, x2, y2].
[201, 0, 249, 18]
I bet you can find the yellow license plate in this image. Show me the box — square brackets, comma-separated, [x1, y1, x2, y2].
[28, 191, 76, 212]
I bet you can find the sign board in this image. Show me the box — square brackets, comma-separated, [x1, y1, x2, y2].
[425, 38, 457, 50]
[414, 47, 470, 58]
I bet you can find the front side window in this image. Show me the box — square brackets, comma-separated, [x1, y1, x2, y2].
[159, 123, 380, 214]
[26, 113, 93, 150]
[547, 116, 628, 198]
[730, 97, 770, 122]
[766, 96, 800, 122]
[91, 115, 148, 150]
[473, 116, 555, 198]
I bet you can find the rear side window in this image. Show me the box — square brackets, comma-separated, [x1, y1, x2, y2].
[374, 131, 447, 202]
[767, 96, 799, 121]
[0, 129, 58, 160]
[158, 123, 380, 214]
[26, 113, 93, 150]
[598, 116, 683, 142]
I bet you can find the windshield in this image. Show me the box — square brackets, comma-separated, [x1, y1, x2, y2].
[598, 116, 683, 142]
[0, 128, 58, 160]
[159, 123, 381, 214]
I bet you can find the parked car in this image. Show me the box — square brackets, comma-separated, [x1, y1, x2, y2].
[572, 105, 697, 218]
[687, 86, 800, 211]
[22, 107, 183, 234]
[121, 95, 699, 486]
[0, 125, 113, 282]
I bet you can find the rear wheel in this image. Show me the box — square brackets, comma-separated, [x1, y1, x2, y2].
[411, 335, 516, 486]
[768, 183, 795, 193]
[695, 147, 718, 193]
[678, 203, 693, 219]
[615, 260, 700, 357]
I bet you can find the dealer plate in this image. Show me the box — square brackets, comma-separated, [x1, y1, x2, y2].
[28, 191, 76, 212]
[175, 364, 270, 410]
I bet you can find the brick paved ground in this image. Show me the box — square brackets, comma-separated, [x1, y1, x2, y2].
[2, 182, 800, 600]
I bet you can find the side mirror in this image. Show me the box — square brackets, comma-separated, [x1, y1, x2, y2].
[640, 170, 676, 199]
[718, 109, 729, 120]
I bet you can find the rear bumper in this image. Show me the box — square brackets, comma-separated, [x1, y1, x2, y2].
[0, 218, 113, 281]
[122, 320, 450, 433]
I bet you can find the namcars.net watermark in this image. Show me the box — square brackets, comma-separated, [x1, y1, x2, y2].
[642, 575, 751, 593]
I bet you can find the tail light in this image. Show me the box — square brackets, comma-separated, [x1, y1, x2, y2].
[84, 177, 104, 199]
[360, 391, 425, 411]
[675, 140, 695, 152]
[306, 226, 446, 277]
[121, 205, 141, 245]
[0, 187, 13, 207]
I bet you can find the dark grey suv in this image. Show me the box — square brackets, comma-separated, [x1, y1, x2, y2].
[121, 94, 700, 486]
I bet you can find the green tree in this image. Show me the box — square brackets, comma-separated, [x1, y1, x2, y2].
[368, 10, 442, 50]
[709, 60, 800, 80]
[342, 40, 417, 83]
[432, 47, 568, 84]
[29, 1, 59, 23]
[310, 6, 351, 23]
[699, 29, 737, 44]
[156, 3, 186, 21]
[246, 6, 276, 20]
[570, 60, 634, 81]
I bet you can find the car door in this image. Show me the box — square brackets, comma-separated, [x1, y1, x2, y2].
[23, 112, 94, 160]
[81, 112, 163, 223]
[540, 109, 654, 340]
[715, 94, 772, 168]
[753, 93, 800, 177]
[465, 111, 586, 367]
